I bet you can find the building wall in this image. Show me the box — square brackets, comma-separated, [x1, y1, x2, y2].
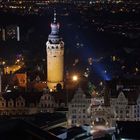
[46, 41, 64, 90]
[68, 88, 91, 127]
[0, 93, 56, 115]
[110, 91, 140, 123]
[68, 88, 140, 128]
[0, 26, 20, 41]
[39, 93, 55, 113]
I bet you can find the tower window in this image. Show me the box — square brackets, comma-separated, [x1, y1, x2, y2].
[2, 103, 5, 106]
[52, 46, 54, 49]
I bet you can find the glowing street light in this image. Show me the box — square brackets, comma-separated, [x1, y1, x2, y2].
[72, 75, 78, 82]
[2, 61, 6, 65]
[50, 89, 53, 92]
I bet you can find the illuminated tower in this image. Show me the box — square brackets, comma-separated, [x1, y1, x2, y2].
[46, 11, 64, 90]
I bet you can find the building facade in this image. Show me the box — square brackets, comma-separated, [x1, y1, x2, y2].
[0, 25, 20, 41]
[0, 92, 56, 115]
[67, 88, 91, 127]
[110, 91, 140, 122]
[46, 12, 64, 90]
[68, 87, 140, 128]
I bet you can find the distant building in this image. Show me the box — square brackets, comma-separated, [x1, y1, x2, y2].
[104, 78, 140, 105]
[46, 11, 64, 90]
[12, 73, 27, 88]
[68, 88, 112, 127]
[0, 28, 6, 41]
[0, 91, 56, 115]
[110, 90, 140, 123]
[39, 92, 56, 113]
[30, 81, 48, 92]
[67, 88, 91, 127]
[68, 85, 140, 128]
[105, 78, 140, 123]
[0, 25, 20, 41]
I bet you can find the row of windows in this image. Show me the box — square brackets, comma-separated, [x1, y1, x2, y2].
[116, 102, 127, 105]
[72, 100, 90, 104]
[72, 115, 90, 119]
[71, 104, 86, 107]
[48, 51, 64, 56]
[115, 115, 140, 118]
[0, 102, 25, 107]
[42, 96, 52, 100]
[114, 103, 140, 107]
[116, 113, 140, 118]
[72, 115, 87, 119]
[91, 108, 105, 111]
[71, 109, 86, 113]
[0, 98, 24, 102]
[40, 104, 54, 108]
[116, 110, 129, 114]
[71, 120, 86, 124]
[47, 46, 64, 49]
[115, 108, 140, 113]
[0, 111, 27, 116]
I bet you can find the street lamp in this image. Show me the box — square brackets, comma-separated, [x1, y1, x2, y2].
[72, 75, 78, 82]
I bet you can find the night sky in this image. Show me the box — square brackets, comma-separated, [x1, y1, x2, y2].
[0, 2, 140, 83]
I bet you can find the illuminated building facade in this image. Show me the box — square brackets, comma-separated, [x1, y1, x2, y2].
[13, 73, 27, 88]
[67, 88, 91, 127]
[68, 87, 140, 128]
[46, 12, 64, 90]
[0, 92, 56, 115]
[0, 25, 20, 41]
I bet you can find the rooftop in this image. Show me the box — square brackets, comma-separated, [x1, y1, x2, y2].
[0, 119, 60, 140]
[49, 126, 67, 135]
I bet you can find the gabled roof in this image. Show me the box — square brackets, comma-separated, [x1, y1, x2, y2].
[1, 91, 43, 105]
[117, 91, 126, 100]
[111, 89, 139, 105]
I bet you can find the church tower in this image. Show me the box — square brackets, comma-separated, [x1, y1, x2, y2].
[46, 11, 64, 90]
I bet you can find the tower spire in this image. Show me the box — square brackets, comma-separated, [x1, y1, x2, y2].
[48, 9, 60, 43]
[53, 9, 57, 24]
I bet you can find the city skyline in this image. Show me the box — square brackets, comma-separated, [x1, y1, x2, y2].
[0, 1, 140, 139]
[0, 4, 139, 82]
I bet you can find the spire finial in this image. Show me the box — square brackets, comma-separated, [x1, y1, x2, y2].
[53, 9, 56, 23]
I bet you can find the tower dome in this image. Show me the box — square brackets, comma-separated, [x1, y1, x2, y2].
[48, 11, 61, 44]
